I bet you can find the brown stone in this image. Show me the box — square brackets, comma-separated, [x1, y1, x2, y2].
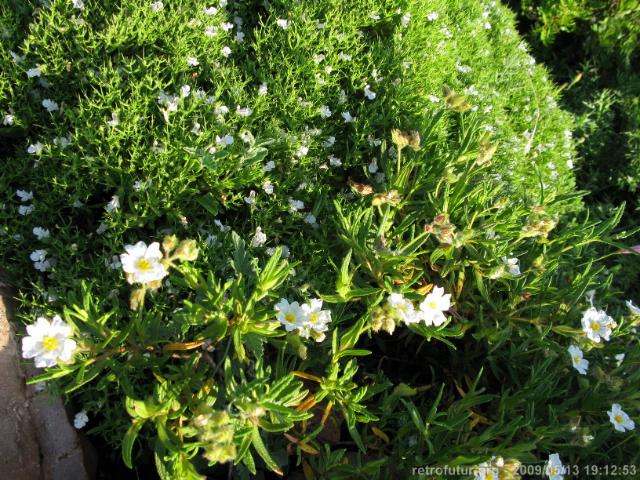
[0, 285, 42, 479]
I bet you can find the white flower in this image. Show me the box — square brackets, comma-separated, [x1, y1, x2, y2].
[276, 19, 291, 29]
[328, 154, 342, 167]
[235, 31, 245, 43]
[33, 227, 50, 240]
[204, 25, 217, 37]
[42, 99, 59, 112]
[427, 12, 439, 21]
[545, 453, 565, 480]
[221, 46, 232, 57]
[107, 112, 120, 128]
[368, 135, 382, 146]
[567, 345, 588, 375]
[96, 222, 108, 235]
[54, 136, 70, 148]
[187, 56, 199, 66]
[108, 255, 122, 270]
[342, 111, 355, 123]
[3, 114, 14, 125]
[615, 353, 625, 367]
[304, 213, 316, 224]
[236, 105, 252, 117]
[216, 133, 234, 146]
[318, 105, 332, 118]
[21, 315, 77, 368]
[9, 50, 25, 63]
[300, 298, 331, 339]
[626, 300, 640, 316]
[501, 256, 521, 276]
[274, 299, 305, 332]
[581, 307, 614, 343]
[289, 198, 304, 211]
[296, 145, 309, 158]
[16, 189, 33, 201]
[322, 136, 336, 148]
[368, 158, 379, 173]
[220, 22, 234, 32]
[72, 0, 84, 10]
[262, 180, 274, 194]
[258, 83, 268, 95]
[27, 66, 41, 78]
[19, 204, 34, 216]
[28, 142, 45, 154]
[608, 404, 635, 432]
[120, 241, 168, 285]
[105, 195, 120, 212]
[191, 120, 202, 136]
[150, 1, 163, 12]
[244, 190, 256, 205]
[364, 84, 376, 100]
[474, 465, 499, 480]
[30, 249, 47, 263]
[456, 63, 471, 74]
[264, 160, 276, 172]
[31, 250, 53, 271]
[250, 226, 267, 247]
[180, 85, 191, 98]
[401, 13, 411, 27]
[73, 410, 89, 429]
[204, 6, 217, 15]
[388, 293, 418, 324]
[418, 286, 451, 327]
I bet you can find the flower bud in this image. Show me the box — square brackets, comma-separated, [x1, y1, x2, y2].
[129, 288, 146, 310]
[174, 239, 199, 261]
[162, 234, 178, 255]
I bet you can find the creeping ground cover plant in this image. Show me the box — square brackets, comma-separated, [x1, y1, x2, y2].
[1, 0, 639, 478]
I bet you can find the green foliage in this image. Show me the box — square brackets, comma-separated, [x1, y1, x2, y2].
[1, 1, 638, 479]
[513, 0, 640, 299]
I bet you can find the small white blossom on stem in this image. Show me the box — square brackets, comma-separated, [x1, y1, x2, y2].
[21, 315, 77, 368]
[567, 345, 588, 375]
[608, 404, 635, 432]
[120, 241, 168, 285]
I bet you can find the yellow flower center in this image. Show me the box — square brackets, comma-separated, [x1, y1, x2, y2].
[137, 258, 153, 271]
[42, 335, 59, 352]
[309, 313, 319, 324]
[427, 300, 438, 310]
[615, 415, 623, 423]
[285, 313, 296, 323]
[486, 473, 494, 480]
[549, 467, 557, 475]
[591, 321, 600, 331]
[573, 356, 580, 364]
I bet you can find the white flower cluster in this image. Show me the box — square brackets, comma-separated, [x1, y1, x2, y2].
[387, 286, 451, 327]
[274, 298, 331, 342]
[560, 297, 635, 436]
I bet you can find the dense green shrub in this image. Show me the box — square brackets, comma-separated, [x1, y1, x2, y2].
[1, 1, 638, 479]
[511, 0, 640, 298]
